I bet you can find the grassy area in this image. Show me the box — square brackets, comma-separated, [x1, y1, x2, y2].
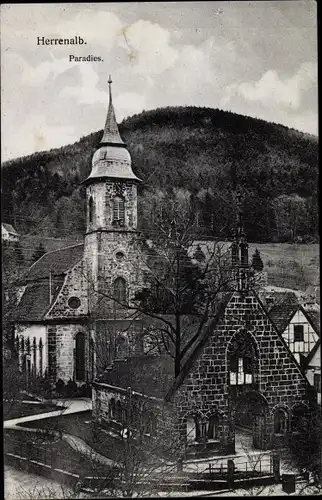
[4, 401, 59, 420]
[19, 412, 126, 462]
[249, 243, 319, 290]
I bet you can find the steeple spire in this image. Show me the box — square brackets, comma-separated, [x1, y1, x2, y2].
[100, 75, 125, 146]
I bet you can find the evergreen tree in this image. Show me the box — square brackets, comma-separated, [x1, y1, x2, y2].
[32, 242, 46, 262]
[251, 248, 264, 272]
[13, 241, 24, 266]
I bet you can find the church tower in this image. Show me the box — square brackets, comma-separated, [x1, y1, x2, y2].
[83, 77, 142, 318]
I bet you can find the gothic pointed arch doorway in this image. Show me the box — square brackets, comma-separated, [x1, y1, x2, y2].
[234, 391, 269, 451]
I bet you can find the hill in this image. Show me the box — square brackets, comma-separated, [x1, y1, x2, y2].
[1, 106, 318, 242]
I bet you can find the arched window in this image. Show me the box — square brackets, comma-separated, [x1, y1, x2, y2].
[113, 277, 127, 304]
[75, 332, 85, 381]
[89, 337, 94, 381]
[39, 338, 43, 377]
[110, 398, 116, 420]
[228, 330, 259, 387]
[89, 196, 95, 224]
[113, 196, 125, 226]
[32, 337, 37, 376]
[208, 414, 219, 440]
[115, 336, 128, 359]
[186, 416, 197, 443]
[274, 409, 288, 435]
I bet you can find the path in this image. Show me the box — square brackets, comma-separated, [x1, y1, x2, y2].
[4, 398, 92, 429]
[62, 432, 117, 467]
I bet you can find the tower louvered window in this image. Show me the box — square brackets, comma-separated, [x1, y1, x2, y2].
[89, 196, 95, 224]
[113, 197, 125, 226]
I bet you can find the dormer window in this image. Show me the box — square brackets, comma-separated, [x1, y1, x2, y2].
[113, 196, 125, 226]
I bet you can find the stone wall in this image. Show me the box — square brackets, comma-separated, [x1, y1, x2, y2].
[84, 231, 147, 319]
[86, 180, 138, 232]
[93, 383, 179, 457]
[172, 289, 310, 452]
[46, 261, 88, 320]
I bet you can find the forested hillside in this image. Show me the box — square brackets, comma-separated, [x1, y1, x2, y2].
[1, 106, 318, 242]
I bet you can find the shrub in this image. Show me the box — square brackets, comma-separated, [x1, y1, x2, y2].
[66, 379, 78, 397]
[55, 378, 65, 396]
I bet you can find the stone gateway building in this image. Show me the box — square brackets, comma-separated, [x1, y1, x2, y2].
[92, 229, 314, 456]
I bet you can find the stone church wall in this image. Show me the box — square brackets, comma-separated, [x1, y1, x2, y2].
[47, 323, 90, 383]
[172, 290, 310, 453]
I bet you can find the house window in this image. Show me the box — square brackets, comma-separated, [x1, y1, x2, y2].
[113, 277, 127, 304]
[89, 196, 94, 224]
[274, 409, 287, 435]
[314, 374, 321, 393]
[113, 197, 125, 226]
[294, 324, 304, 342]
[75, 332, 86, 381]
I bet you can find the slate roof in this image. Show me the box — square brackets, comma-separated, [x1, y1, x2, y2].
[266, 292, 300, 333]
[96, 354, 175, 399]
[303, 308, 320, 336]
[24, 244, 84, 281]
[12, 276, 65, 322]
[2, 223, 19, 235]
[268, 303, 299, 333]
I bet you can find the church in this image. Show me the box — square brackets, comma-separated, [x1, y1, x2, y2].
[13, 79, 316, 456]
[13, 77, 149, 384]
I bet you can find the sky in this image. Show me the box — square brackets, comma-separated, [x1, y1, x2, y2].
[1, 1, 318, 162]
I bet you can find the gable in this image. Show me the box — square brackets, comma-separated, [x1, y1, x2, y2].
[281, 307, 319, 358]
[169, 289, 308, 414]
[45, 260, 88, 320]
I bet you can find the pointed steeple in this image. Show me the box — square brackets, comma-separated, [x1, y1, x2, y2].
[100, 75, 125, 146]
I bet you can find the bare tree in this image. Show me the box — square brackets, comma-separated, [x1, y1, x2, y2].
[88, 189, 235, 377]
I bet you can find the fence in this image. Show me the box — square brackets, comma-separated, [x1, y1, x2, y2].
[4, 431, 109, 477]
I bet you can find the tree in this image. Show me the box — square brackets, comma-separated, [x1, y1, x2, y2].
[251, 249, 264, 272]
[32, 243, 46, 263]
[88, 188, 234, 378]
[272, 194, 307, 242]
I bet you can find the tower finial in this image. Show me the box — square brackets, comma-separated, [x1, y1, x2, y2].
[99, 76, 125, 146]
[108, 75, 113, 102]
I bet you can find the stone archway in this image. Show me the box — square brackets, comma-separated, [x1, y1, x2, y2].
[234, 391, 269, 452]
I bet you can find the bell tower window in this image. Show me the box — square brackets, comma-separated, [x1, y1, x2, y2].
[113, 196, 125, 226]
[89, 196, 95, 224]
